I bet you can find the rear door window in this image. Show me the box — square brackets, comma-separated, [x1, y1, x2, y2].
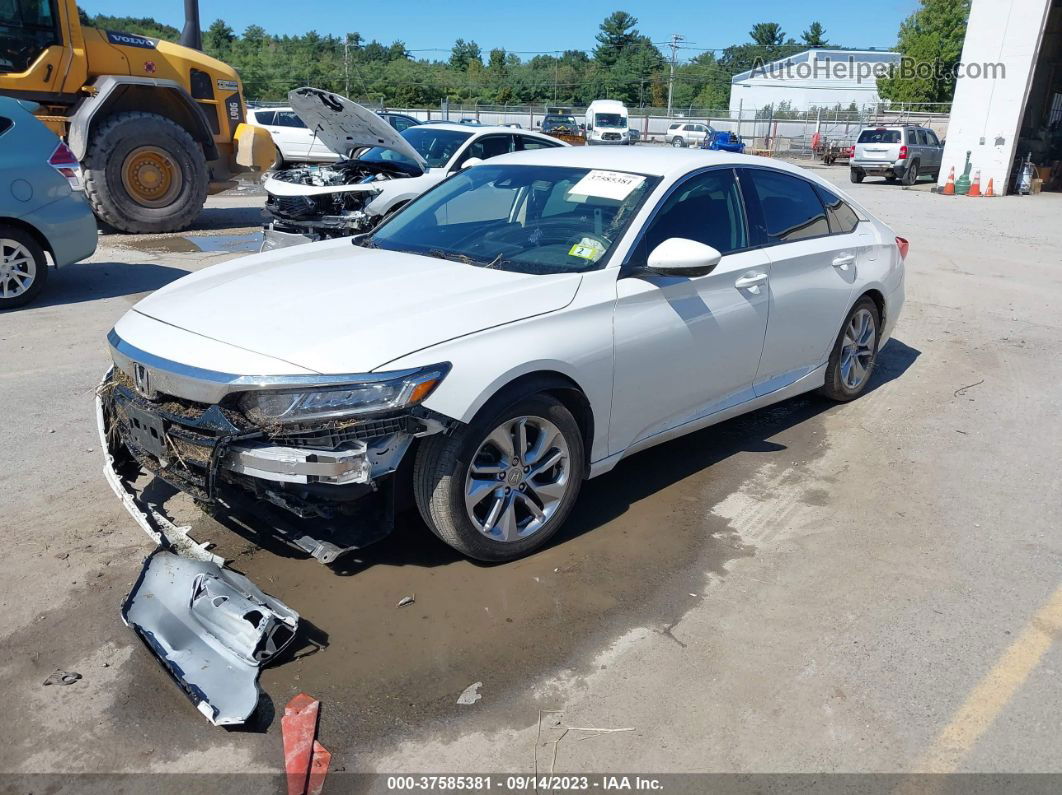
[745, 169, 830, 244]
[0, 116, 11, 136]
[517, 135, 561, 151]
[857, 129, 901, 144]
[815, 186, 860, 235]
[274, 111, 307, 129]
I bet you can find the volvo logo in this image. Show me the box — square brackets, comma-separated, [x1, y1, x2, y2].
[132, 363, 157, 400]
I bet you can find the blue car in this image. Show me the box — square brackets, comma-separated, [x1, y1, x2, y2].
[0, 97, 98, 308]
[702, 130, 746, 154]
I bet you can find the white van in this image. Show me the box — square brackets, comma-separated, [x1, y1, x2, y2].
[584, 99, 630, 145]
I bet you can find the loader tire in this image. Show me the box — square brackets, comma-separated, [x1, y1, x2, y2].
[83, 112, 208, 234]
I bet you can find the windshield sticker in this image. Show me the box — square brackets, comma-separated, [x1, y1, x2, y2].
[569, 237, 606, 261]
[569, 170, 645, 202]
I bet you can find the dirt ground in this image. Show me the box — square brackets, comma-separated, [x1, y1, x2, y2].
[1, 167, 1060, 784]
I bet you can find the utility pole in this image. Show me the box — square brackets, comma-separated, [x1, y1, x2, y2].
[666, 33, 685, 118]
[344, 33, 353, 97]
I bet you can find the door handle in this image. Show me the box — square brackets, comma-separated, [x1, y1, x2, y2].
[832, 255, 855, 271]
[734, 272, 768, 293]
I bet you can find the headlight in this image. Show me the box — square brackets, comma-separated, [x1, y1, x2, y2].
[238, 364, 449, 424]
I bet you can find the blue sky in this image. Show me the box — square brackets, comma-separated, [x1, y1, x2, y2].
[82, 0, 920, 59]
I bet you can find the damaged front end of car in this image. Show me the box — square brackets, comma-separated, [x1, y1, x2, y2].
[262, 87, 430, 250]
[262, 160, 414, 249]
[98, 332, 451, 724]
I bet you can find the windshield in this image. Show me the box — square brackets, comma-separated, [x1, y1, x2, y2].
[543, 115, 577, 129]
[594, 113, 626, 128]
[359, 127, 472, 169]
[858, 129, 901, 144]
[367, 164, 658, 275]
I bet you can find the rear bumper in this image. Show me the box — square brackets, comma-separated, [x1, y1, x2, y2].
[851, 159, 907, 175]
[23, 193, 97, 266]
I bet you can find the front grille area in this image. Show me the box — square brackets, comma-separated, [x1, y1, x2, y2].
[603, 132, 621, 141]
[274, 414, 421, 450]
[267, 194, 325, 220]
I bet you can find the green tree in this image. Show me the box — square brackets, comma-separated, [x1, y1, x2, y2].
[449, 39, 482, 71]
[204, 19, 236, 56]
[594, 11, 640, 67]
[801, 22, 828, 47]
[877, 0, 971, 106]
[750, 22, 785, 47]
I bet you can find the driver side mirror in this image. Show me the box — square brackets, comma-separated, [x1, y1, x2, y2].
[454, 156, 484, 173]
[646, 238, 722, 277]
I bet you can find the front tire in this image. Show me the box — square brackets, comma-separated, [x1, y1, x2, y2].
[819, 296, 880, 402]
[0, 226, 49, 309]
[414, 394, 584, 562]
[671, 136, 686, 148]
[83, 112, 208, 234]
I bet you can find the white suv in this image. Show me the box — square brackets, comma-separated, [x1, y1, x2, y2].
[667, 122, 713, 148]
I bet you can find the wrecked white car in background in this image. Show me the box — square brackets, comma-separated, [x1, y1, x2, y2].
[261, 87, 566, 249]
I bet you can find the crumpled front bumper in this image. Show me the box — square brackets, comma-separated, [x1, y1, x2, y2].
[97, 375, 302, 726]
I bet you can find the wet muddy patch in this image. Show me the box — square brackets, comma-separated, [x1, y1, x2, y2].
[117, 231, 263, 256]
[187, 394, 834, 759]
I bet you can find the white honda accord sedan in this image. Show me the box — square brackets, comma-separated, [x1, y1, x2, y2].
[100, 147, 905, 562]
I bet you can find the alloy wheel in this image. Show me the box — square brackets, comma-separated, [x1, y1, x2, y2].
[0, 239, 36, 300]
[840, 308, 876, 390]
[464, 416, 571, 542]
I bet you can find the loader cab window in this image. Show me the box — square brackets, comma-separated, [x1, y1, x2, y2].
[0, 0, 60, 75]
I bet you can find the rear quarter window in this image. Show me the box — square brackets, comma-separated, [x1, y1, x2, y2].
[858, 129, 901, 144]
[0, 117, 11, 136]
[815, 186, 860, 235]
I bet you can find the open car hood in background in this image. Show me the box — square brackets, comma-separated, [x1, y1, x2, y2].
[289, 87, 427, 173]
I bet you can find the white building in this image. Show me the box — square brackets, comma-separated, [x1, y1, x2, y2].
[938, 0, 1061, 194]
[729, 49, 901, 116]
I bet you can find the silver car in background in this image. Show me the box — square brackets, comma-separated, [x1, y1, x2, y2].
[850, 125, 943, 186]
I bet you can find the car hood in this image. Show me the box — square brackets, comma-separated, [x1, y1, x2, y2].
[131, 239, 582, 375]
[289, 87, 427, 172]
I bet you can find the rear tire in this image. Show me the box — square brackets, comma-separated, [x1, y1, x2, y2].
[0, 226, 48, 309]
[819, 296, 880, 402]
[414, 393, 584, 562]
[271, 145, 285, 171]
[901, 160, 919, 186]
[83, 112, 208, 234]
[849, 168, 864, 183]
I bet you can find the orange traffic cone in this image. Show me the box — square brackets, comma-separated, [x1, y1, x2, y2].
[968, 169, 982, 197]
[984, 177, 995, 197]
[942, 166, 955, 195]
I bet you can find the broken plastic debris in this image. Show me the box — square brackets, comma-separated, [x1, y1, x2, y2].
[397, 595, 415, 608]
[122, 549, 299, 726]
[42, 670, 81, 686]
[457, 681, 482, 705]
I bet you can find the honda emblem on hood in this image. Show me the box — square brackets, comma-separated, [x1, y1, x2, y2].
[132, 363, 157, 400]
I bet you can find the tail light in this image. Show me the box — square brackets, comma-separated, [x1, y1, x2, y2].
[898, 145, 909, 160]
[896, 236, 909, 260]
[848, 146, 855, 158]
[48, 141, 83, 191]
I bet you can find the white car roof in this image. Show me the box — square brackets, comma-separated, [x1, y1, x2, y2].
[481, 146, 787, 179]
[423, 122, 559, 141]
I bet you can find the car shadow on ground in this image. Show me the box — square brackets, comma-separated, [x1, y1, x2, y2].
[17, 261, 190, 309]
[198, 338, 922, 574]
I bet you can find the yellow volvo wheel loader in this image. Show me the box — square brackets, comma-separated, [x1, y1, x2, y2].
[0, 0, 272, 233]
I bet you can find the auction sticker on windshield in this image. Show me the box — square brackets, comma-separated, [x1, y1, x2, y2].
[569, 236, 606, 261]
[569, 170, 645, 202]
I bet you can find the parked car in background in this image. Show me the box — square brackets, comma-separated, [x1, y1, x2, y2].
[850, 125, 943, 185]
[262, 88, 566, 248]
[101, 147, 906, 564]
[628, 128, 640, 144]
[667, 122, 713, 148]
[701, 130, 745, 153]
[584, 100, 630, 145]
[0, 97, 97, 309]
[248, 106, 421, 168]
